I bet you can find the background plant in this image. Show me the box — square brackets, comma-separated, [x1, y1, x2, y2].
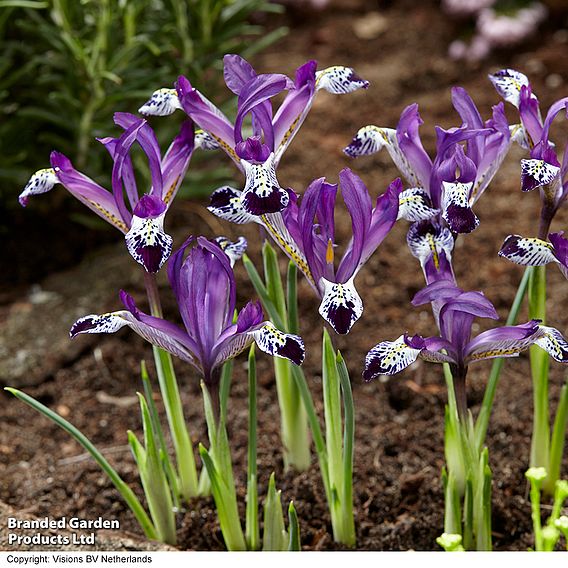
[0, 0, 287, 209]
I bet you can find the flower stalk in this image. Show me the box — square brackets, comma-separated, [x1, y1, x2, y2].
[143, 272, 199, 501]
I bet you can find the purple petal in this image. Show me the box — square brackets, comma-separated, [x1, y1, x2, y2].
[223, 54, 257, 95]
[236, 301, 264, 332]
[48, 152, 129, 232]
[550, 232, 568, 270]
[396, 104, 433, 190]
[335, 168, 372, 281]
[176, 75, 238, 166]
[519, 85, 543, 146]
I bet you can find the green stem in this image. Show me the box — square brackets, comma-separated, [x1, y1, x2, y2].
[528, 265, 550, 471]
[144, 272, 198, 501]
[474, 267, 531, 452]
[246, 347, 260, 550]
[545, 382, 568, 494]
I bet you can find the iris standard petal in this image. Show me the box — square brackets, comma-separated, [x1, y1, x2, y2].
[442, 181, 479, 234]
[223, 54, 257, 95]
[318, 276, 363, 335]
[498, 235, 558, 266]
[315, 66, 369, 94]
[138, 88, 182, 116]
[241, 153, 289, 215]
[398, 187, 439, 222]
[520, 158, 560, 192]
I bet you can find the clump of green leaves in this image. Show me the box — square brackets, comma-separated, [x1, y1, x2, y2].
[0, 0, 287, 205]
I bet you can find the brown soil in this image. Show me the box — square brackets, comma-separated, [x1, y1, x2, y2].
[2, 0, 568, 552]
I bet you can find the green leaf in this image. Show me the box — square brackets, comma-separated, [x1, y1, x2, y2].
[4, 387, 157, 540]
[287, 502, 301, 551]
[262, 473, 287, 551]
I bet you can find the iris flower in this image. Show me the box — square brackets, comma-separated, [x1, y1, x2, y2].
[139, 54, 369, 216]
[363, 280, 568, 414]
[344, 87, 513, 283]
[208, 168, 400, 334]
[490, 68, 568, 233]
[18, 113, 196, 273]
[70, 237, 305, 394]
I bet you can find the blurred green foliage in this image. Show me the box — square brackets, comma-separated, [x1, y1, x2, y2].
[0, 0, 287, 208]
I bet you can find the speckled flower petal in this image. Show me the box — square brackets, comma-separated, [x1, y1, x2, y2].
[315, 66, 369, 94]
[318, 277, 363, 335]
[363, 335, 421, 380]
[195, 129, 220, 150]
[407, 222, 454, 267]
[344, 125, 390, 158]
[207, 186, 258, 224]
[19, 168, 58, 206]
[521, 159, 560, 192]
[138, 88, 181, 116]
[241, 153, 289, 215]
[125, 212, 173, 272]
[251, 322, 305, 365]
[535, 326, 568, 363]
[488, 69, 530, 108]
[442, 181, 479, 234]
[214, 236, 247, 267]
[498, 235, 557, 267]
[510, 123, 530, 150]
[398, 187, 439, 222]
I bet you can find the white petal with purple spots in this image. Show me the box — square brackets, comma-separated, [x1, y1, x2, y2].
[535, 326, 568, 363]
[498, 235, 557, 266]
[318, 277, 363, 335]
[363, 335, 421, 380]
[214, 236, 247, 267]
[521, 159, 560, 192]
[241, 153, 289, 215]
[316, 66, 369, 94]
[208, 186, 258, 225]
[398, 187, 439, 222]
[407, 223, 454, 266]
[138, 88, 181, 116]
[251, 323, 305, 365]
[195, 129, 220, 150]
[19, 168, 59, 206]
[488, 69, 530, 108]
[125, 213, 173, 273]
[442, 181, 479, 234]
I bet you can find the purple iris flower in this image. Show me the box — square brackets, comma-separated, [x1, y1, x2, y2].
[70, 237, 305, 393]
[19, 113, 195, 273]
[344, 88, 512, 285]
[139, 54, 369, 216]
[206, 168, 400, 334]
[489, 68, 568, 215]
[363, 280, 568, 414]
[499, 231, 568, 279]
